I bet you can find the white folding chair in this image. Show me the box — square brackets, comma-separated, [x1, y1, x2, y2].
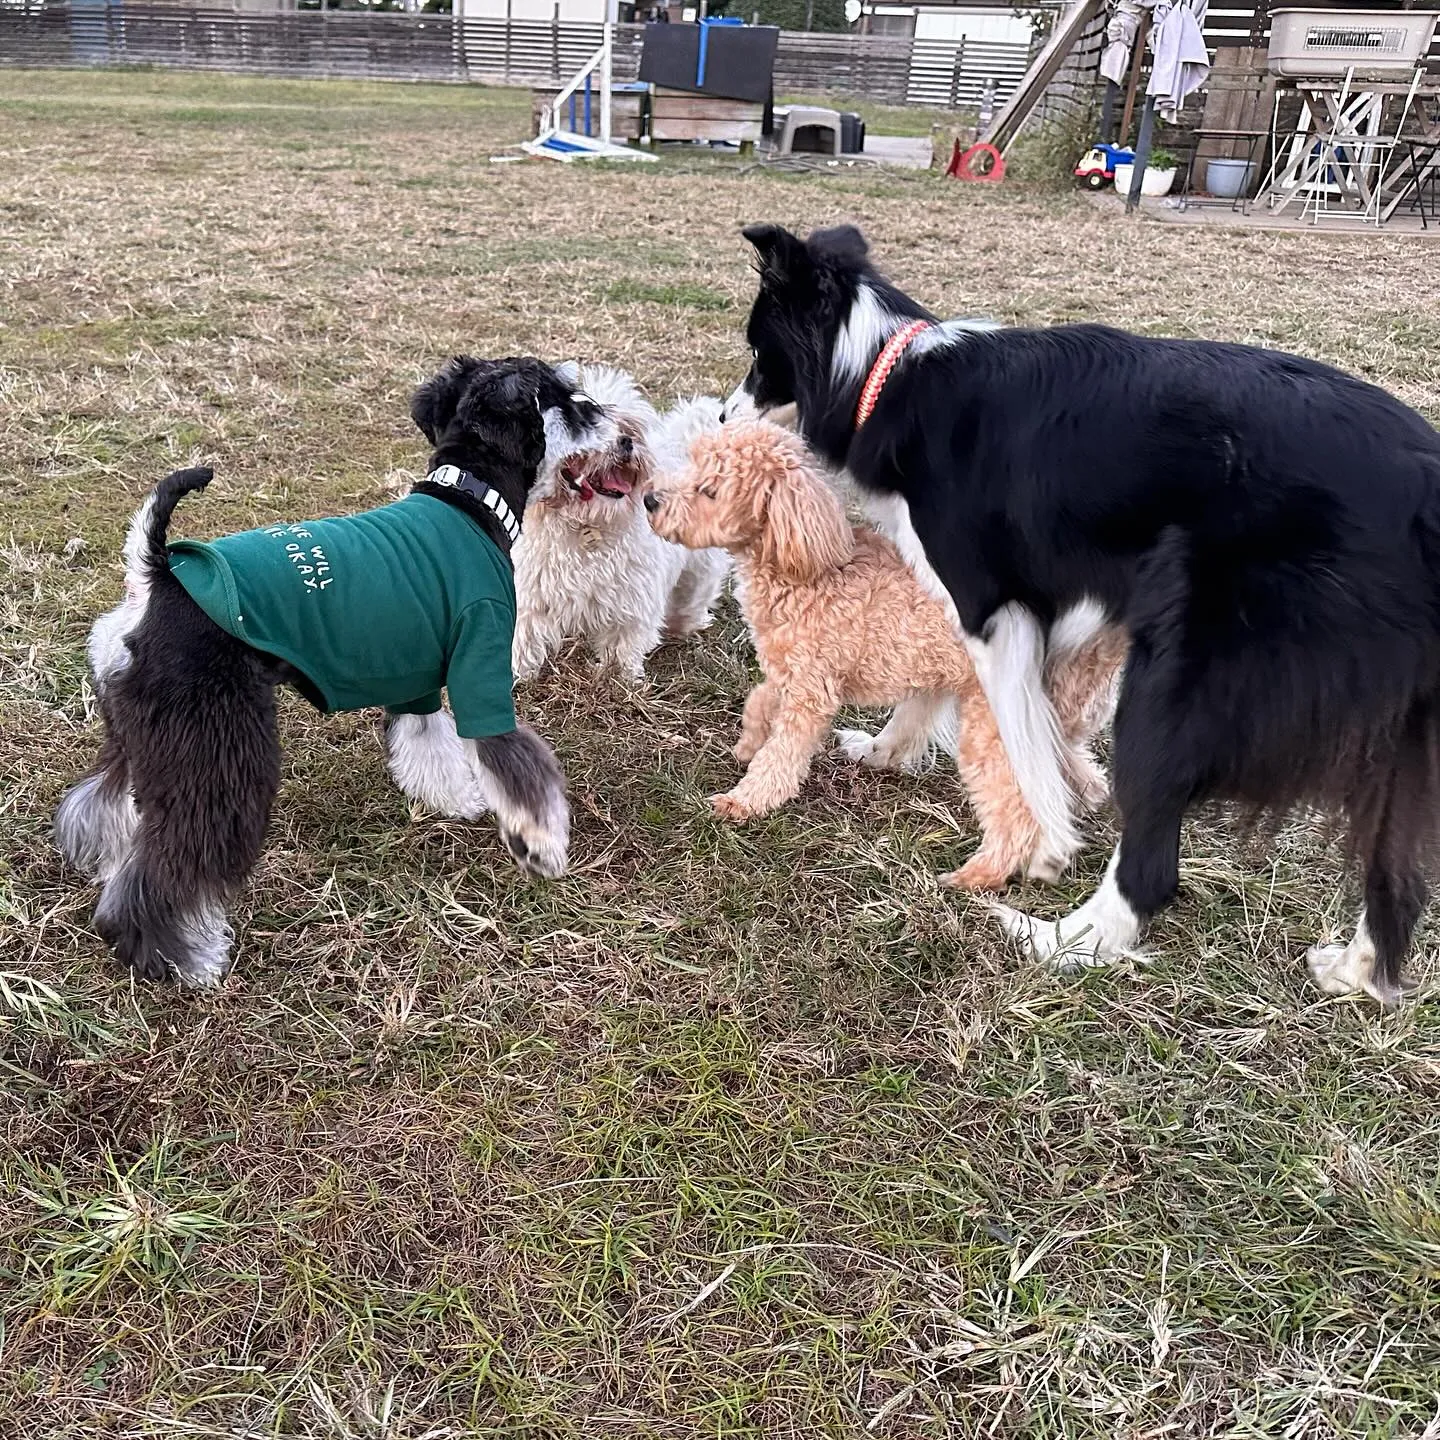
[1304, 65, 1423, 225]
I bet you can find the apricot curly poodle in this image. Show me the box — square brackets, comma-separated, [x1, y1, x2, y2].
[648, 421, 1123, 890]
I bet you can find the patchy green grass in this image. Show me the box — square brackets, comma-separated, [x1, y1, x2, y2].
[604, 277, 735, 311]
[2, 65, 1440, 1439]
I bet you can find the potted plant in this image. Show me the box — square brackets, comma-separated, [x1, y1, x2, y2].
[1142, 147, 1179, 196]
[1113, 146, 1180, 199]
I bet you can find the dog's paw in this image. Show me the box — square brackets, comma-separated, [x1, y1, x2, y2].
[501, 821, 568, 879]
[1024, 827, 1084, 884]
[600, 660, 650, 697]
[1024, 846, 1070, 884]
[408, 777, 492, 823]
[835, 726, 929, 772]
[987, 902, 1066, 967]
[510, 645, 547, 684]
[663, 611, 713, 641]
[711, 790, 761, 823]
[1070, 752, 1111, 812]
[495, 794, 570, 880]
[97, 893, 232, 988]
[939, 853, 1015, 892]
[834, 727, 882, 766]
[1305, 939, 1401, 1006]
[97, 913, 168, 984]
[986, 901, 1126, 974]
[614, 670, 650, 695]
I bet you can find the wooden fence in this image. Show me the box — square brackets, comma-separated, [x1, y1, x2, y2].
[0, 3, 1034, 110]
[2, 2, 468, 78]
[770, 29, 916, 104]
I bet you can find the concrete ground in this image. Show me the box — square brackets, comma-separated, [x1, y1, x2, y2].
[862, 133, 935, 169]
[1091, 187, 1437, 236]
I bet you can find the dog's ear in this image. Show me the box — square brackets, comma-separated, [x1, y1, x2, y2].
[490, 362, 542, 412]
[411, 355, 479, 444]
[759, 439, 854, 583]
[807, 225, 870, 269]
[742, 223, 808, 285]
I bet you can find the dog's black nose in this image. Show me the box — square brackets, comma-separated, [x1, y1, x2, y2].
[618, 435, 634, 459]
[643, 492, 660, 515]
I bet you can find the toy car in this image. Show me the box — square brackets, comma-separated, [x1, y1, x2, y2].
[1074, 143, 1135, 190]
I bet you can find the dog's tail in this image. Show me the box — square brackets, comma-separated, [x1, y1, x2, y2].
[118, 466, 214, 610]
[133, 466, 214, 577]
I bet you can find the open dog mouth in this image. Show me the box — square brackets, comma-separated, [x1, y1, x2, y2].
[560, 456, 636, 502]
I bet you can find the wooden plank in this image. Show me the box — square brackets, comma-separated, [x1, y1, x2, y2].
[1191, 45, 1273, 169]
[652, 87, 764, 121]
[650, 85, 764, 142]
[986, 0, 1106, 153]
[650, 114, 763, 141]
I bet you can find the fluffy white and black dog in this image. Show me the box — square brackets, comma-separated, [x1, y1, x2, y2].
[56, 356, 627, 987]
[511, 364, 730, 682]
[728, 222, 1440, 1003]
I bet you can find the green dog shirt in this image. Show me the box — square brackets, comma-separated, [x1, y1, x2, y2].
[168, 492, 517, 738]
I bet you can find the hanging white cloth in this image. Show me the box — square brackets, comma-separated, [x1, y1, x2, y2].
[1100, 0, 1145, 87]
[1146, 0, 1211, 123]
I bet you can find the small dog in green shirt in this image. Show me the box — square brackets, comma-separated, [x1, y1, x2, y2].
[56, 355, 627, 988]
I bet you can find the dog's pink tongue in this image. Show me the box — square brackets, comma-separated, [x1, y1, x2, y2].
[597, 470, 633, 495]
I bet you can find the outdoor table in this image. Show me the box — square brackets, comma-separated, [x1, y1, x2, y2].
[1260, 78, 1440, 221]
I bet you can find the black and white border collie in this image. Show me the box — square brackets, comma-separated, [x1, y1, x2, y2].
[727, 222, 1440, 1003]
[56, 356, 621, 988]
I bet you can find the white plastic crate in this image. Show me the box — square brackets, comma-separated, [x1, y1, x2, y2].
[1267, 8, 1438, 77]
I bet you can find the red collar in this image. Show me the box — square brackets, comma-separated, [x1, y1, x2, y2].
[854, 319, 931, 429]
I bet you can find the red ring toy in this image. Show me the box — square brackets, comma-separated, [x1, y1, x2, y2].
[946, 141, 1006, 184]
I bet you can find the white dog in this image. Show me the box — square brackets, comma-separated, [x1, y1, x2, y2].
[510, 365, 730, 682]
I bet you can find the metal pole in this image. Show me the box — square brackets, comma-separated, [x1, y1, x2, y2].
[600, 20, 613, 143]
[1099, 78, 1119, 142]
[1126, 93, 1157, 212]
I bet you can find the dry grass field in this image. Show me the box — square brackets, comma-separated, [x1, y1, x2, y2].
[3, 67, 1440, 1439]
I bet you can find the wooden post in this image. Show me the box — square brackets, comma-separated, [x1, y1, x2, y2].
[1119, 8, 1150, 144]
[600, 19, 613, 142]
